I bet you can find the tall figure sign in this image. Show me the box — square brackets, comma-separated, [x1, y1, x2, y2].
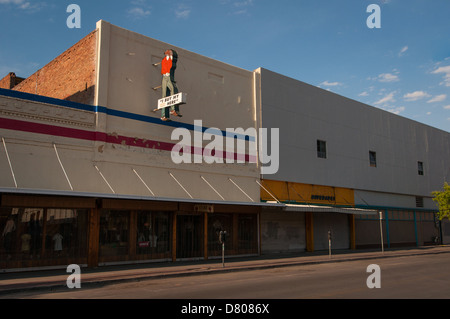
[154, 49, 186, 121]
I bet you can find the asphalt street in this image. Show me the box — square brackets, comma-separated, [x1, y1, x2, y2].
[5, 250, 450, 299]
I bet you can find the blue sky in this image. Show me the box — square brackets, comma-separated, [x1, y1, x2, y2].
[0, 0, 449, 132]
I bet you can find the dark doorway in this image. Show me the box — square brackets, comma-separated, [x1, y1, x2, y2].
[176, 215, 203, 259]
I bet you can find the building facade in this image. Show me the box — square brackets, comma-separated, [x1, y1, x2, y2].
[256, 68, 449, 252]
[0, 20, 448, 271]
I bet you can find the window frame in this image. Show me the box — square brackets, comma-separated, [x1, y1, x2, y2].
[317, 140, 327, 159]
[369, 151, 377, 167]
[418, 161, 424, 176]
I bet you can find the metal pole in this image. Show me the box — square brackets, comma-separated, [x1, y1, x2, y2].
[379, 211, 384, 254]
[222, 242, 225, 268]
[328, 230, 332, 259]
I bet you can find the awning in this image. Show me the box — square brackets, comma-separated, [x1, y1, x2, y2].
[0, 186, 286, 210]
[0, 186, 379, 216]
[283, 203, 378, 215]
[0, 138, 264, 203]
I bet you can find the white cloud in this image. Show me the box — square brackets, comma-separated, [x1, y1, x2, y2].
[444, 105, 450, 110]
[0, 0, 44, 11]
[175, 5, 191, 19]
[378, 104, 405, 115]
[403, 91, 430, 102]
[359, 91, 369, 97]
[374, 92, 396, 105]
[399, 46, 408, 57]
[385, 106, 405, 115]
[368, 71, 400, 83]
[320, 80, 342, 87]
[378, 73, 399, 82]
[432, 65, 450, 87]
[127, 0, 151, 19]
[427, 94, 447, 103]
[127, 7, 151, 19]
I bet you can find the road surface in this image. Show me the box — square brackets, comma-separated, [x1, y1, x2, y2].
[4, 252, 449, 299]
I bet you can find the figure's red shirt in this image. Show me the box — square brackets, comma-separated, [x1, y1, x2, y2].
[161, 57, 172, 75]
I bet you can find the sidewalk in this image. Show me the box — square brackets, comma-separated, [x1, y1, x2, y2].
[1, 245, 449, 296]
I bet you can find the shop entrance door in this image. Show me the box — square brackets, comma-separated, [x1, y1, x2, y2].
[176, 215, 203, 259]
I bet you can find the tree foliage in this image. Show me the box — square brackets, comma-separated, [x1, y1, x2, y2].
[432, 182, 450, 220]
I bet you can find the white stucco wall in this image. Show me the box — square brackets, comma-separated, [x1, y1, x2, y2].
[257, 67, 450, 203]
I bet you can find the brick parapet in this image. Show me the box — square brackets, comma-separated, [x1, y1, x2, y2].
[13, 30, 97, 105]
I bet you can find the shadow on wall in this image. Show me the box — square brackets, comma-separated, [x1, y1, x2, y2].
[66, 85, 95, 105]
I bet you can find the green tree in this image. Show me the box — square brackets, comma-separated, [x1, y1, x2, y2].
[432, 182, 450, 220]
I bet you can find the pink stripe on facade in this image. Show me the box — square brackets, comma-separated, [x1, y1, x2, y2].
[0, 117, 257, 163]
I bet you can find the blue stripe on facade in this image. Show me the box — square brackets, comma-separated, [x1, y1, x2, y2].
[0, 88, 254, 142]
[0, 88, 98, 112]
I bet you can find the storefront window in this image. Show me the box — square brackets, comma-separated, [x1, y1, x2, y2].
[99, 210, 129, 258]
[238, 214, 258, 253]
[0, 208, 43, 261]
[45, 209, 88, 260]
[136, 211, 170, 257]
[1, 207, 88, 268]
[176, 214, 204, 259]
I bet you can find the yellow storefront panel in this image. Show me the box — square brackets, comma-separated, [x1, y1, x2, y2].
[260, 179, 355, 206]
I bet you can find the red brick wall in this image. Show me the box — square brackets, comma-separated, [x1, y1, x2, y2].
[0, 72, 24, 89]
[0, 73, 14, 89]
[13, 30, 97, 105]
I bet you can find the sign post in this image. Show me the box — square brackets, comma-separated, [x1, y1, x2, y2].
[379, 211, 384, 254]
[222, 242, 225, 268]
[219, 230, 227, 268]
[328, 230, 332, 259]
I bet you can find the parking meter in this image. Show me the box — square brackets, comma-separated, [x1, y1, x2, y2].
[219, 231, 227, 244]
[219, 231, 227, 267]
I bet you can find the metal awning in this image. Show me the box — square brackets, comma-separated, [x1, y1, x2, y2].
[283, 203, 378, 215]
[0, 187, 377, 216]
[0, 138, 264, 203]
[0, 186, 287, 210]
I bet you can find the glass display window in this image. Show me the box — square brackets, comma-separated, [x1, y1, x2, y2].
[45, 209, 88, 259]
[1, 207, 88, 268]
[99, 210, 130, 258]
[136, 211, 170, 257]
